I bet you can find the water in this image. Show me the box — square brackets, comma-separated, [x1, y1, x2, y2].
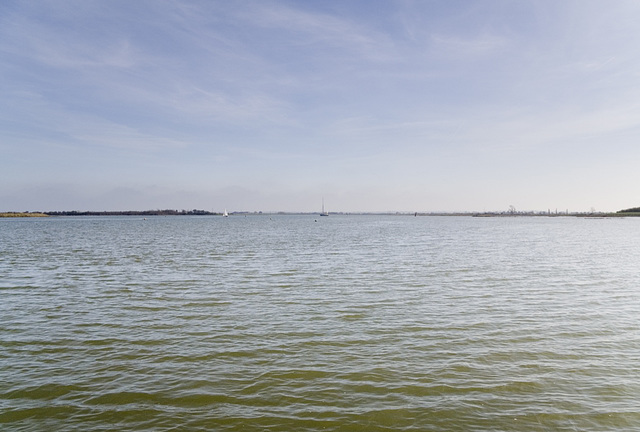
[2, 215, 640, 431]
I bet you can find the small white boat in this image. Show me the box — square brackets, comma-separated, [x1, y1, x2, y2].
[223, 209, 229, 217]
[320, 198, 328, 216]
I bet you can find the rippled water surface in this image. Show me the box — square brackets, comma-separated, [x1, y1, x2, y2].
[2, 215, 640, 431]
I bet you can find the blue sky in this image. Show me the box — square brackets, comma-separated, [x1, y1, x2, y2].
[2, 0, 640, 212]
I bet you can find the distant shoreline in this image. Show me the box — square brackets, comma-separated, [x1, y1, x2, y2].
[2, 210, 640, 218]
[0, 212, 49, 218]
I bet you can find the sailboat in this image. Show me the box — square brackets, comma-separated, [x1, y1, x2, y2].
[223, 209, 229, 217]
[320, 198, 328, 216]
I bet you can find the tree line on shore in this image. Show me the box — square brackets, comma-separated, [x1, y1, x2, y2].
[44, 209, 217, 216]
[0, 209, 217, 217]
[618, 207, 640, 214]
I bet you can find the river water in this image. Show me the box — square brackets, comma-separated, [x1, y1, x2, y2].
[1, 215, 640, 431]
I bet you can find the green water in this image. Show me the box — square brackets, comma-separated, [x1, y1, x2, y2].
[2, 215, 640, 431]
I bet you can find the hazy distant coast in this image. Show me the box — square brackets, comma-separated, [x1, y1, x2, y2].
[3, 207, 640, 217]
[0, 210, 216, 217]
[41, 209, 216, 217]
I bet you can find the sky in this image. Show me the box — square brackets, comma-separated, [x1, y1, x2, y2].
[2, 0, 640, 213]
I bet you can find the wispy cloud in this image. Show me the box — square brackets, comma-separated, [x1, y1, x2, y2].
[430, 33, 509, 58]
[239, 1, 397, 62]
[0, 5, 138, 70]
[2, 90, 188, 153]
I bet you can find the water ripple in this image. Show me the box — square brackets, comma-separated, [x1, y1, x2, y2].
[2, 216, 640, 430]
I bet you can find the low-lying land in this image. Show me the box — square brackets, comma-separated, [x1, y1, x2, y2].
[0, 212, 49, 218]
[472, 212, 640, 218]
[3, 207, 640, 217]
[1, 210, 216, 217]
[43, 209, 215, 216]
